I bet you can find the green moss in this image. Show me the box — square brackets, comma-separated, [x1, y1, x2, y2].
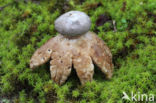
[0, 0, 156, 102]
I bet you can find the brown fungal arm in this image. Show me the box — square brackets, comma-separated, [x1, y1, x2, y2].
[89, 32, 113, 79]
[50, 50, 72, 85]
[30, 37, 55, 69]
[73, 52, 94, 85]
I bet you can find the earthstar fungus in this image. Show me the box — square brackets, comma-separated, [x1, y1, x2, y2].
[30, 11, 114, 85]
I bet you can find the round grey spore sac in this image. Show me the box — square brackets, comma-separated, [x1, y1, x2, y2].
[54, 11, 91, 36]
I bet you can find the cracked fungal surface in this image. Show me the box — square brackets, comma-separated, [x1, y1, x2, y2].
[30, 31, 114, 85]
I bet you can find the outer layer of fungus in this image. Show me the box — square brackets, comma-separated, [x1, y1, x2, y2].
[30, 11, 114, 85]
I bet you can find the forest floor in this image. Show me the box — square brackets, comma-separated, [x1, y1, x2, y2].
[0, 0, 156, 103]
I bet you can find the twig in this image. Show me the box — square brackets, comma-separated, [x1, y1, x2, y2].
[112, 20, 117, 32]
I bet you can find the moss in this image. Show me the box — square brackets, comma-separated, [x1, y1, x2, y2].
[0, 0, 156, 102]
